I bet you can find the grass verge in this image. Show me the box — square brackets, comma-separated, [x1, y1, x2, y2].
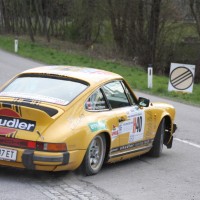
[0, 35, 200, 106]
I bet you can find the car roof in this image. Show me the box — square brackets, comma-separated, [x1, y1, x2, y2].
[22, 66, 122, 85]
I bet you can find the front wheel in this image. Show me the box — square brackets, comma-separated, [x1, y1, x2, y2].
[148, 119, 165, 157]
[82, 134, 106, 176]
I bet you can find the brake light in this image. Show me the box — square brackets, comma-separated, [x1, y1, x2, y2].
[27, 141, 36, 149]
[0, 137, 36, 149]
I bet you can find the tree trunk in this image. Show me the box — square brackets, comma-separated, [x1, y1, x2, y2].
[24, 0, 35, 42]
[107, 0, 130, 50]
[147, 0, 162, 67]
[1, 0, 11, 33]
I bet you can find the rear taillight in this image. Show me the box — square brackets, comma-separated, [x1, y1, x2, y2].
[36, 142, 67, 152]
[27, 141, 36, 149]
[0, 137, 67, 152]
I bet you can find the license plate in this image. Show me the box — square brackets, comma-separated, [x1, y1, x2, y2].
[0, 147, 17, 161]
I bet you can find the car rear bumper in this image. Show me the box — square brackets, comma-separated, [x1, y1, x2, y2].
[0, 147, 86, 171]
[22, 150, 70, 170]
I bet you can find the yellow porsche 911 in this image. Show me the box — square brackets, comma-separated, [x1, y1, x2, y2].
[0, 66, 176, 175]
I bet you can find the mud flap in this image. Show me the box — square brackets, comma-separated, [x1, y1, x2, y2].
[166, 135, 173, 149]
[164, 132, 173, 149]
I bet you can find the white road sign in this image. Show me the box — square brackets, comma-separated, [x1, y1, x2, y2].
[168, 63, 195, 93]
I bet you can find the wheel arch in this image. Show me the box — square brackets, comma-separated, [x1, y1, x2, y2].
[81, 131, 111, 175]
[83, 131, 111, 163]
[101, 131, 111, 163]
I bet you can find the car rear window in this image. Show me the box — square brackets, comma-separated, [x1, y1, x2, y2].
[0, 75, 88, 105]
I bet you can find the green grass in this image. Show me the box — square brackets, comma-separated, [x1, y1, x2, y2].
[0, 35, 200, 106]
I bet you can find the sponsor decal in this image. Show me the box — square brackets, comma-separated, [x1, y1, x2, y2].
[32, 66, 111, 83]
[119, 120, 133, 135]
[111, 125, 119, 141]
[132, 116, 142, 133]
[118, 107, 145, 143]
[67, 113, 85, 130]
[110, 139, 154, 153]
[80, 68, 113, 76]
[0, 116, 35, 131]
[0, 108, 36, 136]
[85, 100, 107, 110]
[129, 115, 144, 143]
[128, 108, 145, 143]
[88, 121, 107, 132]
[0, 92, 68, 105]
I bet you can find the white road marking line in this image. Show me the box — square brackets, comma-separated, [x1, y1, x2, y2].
[174, 138, 200, 149]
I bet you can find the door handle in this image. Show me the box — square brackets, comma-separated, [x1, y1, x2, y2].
[118, 117, 126, 122]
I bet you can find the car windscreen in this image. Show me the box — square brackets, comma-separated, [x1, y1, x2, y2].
[0, 75, 88, 105]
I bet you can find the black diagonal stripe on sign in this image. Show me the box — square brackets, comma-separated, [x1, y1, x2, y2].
[171, 71, 191, 85]
[171, 69, 191, 84]
[172, 72, 192, 85]
[174, 74, 193, 87]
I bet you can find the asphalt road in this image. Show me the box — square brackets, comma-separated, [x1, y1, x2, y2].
[0, 49, 200, 200]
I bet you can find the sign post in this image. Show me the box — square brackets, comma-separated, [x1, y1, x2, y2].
[148, 64, 153, 89]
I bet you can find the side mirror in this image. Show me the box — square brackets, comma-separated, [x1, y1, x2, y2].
[138, 97, 150, 107]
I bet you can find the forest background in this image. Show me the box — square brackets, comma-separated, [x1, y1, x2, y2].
[1, 0, 200, 104]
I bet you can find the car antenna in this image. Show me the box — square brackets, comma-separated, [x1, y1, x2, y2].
[36, 130, 44, 140]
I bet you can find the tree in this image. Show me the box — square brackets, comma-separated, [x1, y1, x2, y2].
[23, 0, 35, 42]
[147, 0, 162, 66]
[0, 0, 185, 75]
[190, 0, 200, 36]
[189, 0, 200, 83]
[107, 0, 130, 50]
[0, 0, 11, 33]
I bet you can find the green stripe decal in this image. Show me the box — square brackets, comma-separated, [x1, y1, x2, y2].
[88, 121, 106, 132]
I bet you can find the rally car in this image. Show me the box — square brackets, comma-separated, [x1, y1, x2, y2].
[0, 66, 176, 175]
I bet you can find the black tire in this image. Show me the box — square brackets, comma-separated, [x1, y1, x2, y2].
[148, 119, 165, 157]
[82, 134, 106, 176]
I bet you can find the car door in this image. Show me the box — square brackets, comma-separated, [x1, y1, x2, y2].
[101, 80, 146, 148]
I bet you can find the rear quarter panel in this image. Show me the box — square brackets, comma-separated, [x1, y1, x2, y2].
[38, 100, 113, 152]
[147, 102, 176, 137]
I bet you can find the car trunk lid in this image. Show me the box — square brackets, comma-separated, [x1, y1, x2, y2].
[0, 101, 62, 141]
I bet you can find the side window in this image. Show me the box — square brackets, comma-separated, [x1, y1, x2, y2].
[121, 82, 137, 105]
[102, 81, 130, 109]
[85, 89, 108, 111]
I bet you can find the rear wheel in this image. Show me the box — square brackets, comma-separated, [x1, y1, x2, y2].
[82, 134, 106, 176]
[149, 119, 165, 157]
